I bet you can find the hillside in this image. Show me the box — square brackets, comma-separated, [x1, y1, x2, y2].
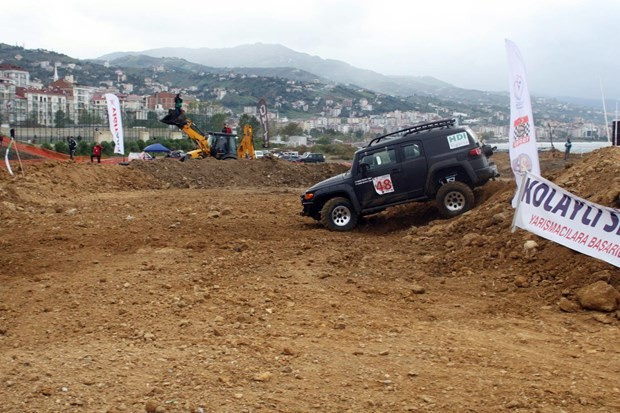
[99, 44, 607, 124]
[0, 43, 606, 124]
[100, 43, 452, 96]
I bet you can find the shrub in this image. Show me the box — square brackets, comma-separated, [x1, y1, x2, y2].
[54, 141, 68, 154]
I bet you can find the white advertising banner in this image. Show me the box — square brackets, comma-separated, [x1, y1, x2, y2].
[514, 172, 620, 268]
[105, 93, 125, 155]
[506, 39, 540, 207]
[5, 139, 13, 176]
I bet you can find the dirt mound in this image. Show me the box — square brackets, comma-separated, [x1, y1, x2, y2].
[128, 157, 349, 189]
[0, 157, 349, 212]
[0, 160, 161, 212]
[386, 146, 619, 305]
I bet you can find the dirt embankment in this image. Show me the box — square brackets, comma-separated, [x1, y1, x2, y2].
[0, 149, 618, 413]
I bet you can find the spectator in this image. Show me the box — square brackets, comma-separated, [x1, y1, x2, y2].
[0, 134, 4, 147]
[564, 138, 572, 160]
[68, 137, 77, 160]
[174, 94, 183, 116]
[222, 123, 232, 134]
[91, 142, 103, 163]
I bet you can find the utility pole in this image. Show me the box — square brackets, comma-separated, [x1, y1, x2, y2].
[546, 122, 556, 152]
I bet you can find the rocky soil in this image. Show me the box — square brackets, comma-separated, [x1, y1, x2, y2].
[0, 149, 618, 412]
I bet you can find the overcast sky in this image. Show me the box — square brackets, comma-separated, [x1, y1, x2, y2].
[2, 0, 619, 100]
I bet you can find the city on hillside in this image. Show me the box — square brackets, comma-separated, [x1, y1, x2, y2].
[0, 50, 613, 148]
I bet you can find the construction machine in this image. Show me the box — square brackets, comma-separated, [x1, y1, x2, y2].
[237, 124, 256, 159]
[160, 110, 256, 161]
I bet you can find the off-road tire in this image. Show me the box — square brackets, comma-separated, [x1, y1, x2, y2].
[436, 181, 474, 218]
[320, 197, 358, 231]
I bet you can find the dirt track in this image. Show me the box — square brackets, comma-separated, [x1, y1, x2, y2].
[0, 150, 619, 412]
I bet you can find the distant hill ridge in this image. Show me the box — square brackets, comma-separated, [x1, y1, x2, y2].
[98, 43, 454, 97]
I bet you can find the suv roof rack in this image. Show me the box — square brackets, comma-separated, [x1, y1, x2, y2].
[366, 118, 456, 147]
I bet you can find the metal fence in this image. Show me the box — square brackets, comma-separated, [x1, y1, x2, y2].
[2, 109, 215, 145]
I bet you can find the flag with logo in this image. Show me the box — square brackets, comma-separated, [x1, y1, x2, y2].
[506, 39, 540, 207]
[105, 93, 125, 155]
[257, 98, 270, 148]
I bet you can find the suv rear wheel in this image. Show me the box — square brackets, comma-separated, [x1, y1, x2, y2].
[320, 197, 358, 231]
[436, 181, 474, 218]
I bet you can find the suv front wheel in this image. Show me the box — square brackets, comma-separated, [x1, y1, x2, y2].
[320, 197, 358, 231]
[436, 182, 474, 218]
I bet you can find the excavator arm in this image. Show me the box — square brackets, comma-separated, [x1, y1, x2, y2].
[160, 110, 211, 158]
[179, 119, 211, 158]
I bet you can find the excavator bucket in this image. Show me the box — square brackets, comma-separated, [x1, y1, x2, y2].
[160, 109, 188, 127]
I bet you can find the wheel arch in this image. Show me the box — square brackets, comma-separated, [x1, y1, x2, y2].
[313, 185, 361, 214]
[426, 163, 475, 195]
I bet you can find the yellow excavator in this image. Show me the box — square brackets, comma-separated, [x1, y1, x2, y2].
[160, 110, 256, 161]
[237, 124, 256, 159]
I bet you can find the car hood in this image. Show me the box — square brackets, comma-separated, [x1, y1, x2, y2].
[306, 171, 351, 192]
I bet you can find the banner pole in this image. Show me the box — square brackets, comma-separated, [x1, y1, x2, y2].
[12, 138, 25, 177]
[511, 172, 528, 233]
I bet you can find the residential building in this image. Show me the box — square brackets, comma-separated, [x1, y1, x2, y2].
[20, 87, 68, 126]
[0, 64, 30, 87]
[147, 92, 176, 111]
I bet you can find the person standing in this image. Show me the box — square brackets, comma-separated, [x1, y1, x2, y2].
[564, 137, 572, 160]
[91, 142, 103, 163]
[68, 137, 77, 160]
[0, 134, 4, 147]
[174, 93, 183, 117]
[222, 123, 232, 134]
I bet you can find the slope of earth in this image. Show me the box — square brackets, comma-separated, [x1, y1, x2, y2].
[0, 151, 618, 413]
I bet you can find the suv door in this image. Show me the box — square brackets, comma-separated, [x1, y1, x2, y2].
[394, 141, 427, 199]
[354, 145, 405, 209]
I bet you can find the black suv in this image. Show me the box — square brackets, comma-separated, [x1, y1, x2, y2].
[298, 153, 326, 163]
[300, 119, 498, 231]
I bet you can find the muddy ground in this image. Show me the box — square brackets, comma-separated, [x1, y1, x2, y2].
[0, 149, 618, 413]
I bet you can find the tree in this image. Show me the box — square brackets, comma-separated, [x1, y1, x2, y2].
[54, 110, 67, 128]
[206, 113, 228, 132]
[78, 110, 103, 125]
[237, 114, 262, 145]
[24, 113, 39, 127]
[281, 122, 303, 137]
[317, 135, 332, 145]
[480, 131, 495, 141]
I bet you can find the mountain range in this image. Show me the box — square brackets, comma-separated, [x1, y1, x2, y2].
[99, 43, 469, 99]
[100, 43, 617, 110]
[0, 42, 603, 124]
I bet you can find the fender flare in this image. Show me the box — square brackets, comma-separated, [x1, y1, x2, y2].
[314, 184, 361, 213]
[425, 160, 476, 194]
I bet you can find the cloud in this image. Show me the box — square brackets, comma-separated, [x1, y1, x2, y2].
[1, 0, 618, 99]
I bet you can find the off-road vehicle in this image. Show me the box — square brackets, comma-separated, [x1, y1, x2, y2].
[300, 118, 499, 231]
[297, 153, 326, 163]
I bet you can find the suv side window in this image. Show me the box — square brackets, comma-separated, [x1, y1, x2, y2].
[360, 147, 397, 171]
[403, 143, 422, 160]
